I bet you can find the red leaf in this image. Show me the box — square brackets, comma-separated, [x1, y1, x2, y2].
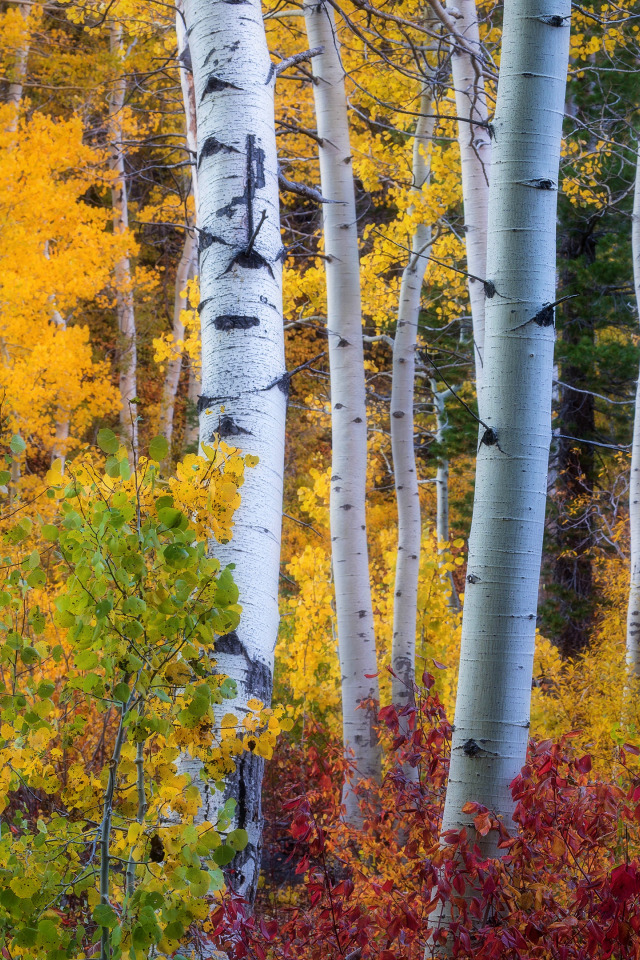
[432, 659, 447, 669]
[575, 754, 592, 774]
[364, 672, 379, 678]
[474, 811, 492, 836]
[623, 742, 640, 756]
[611, 864, 640, 901]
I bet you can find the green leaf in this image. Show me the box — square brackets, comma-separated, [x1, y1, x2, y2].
[93, 904, 118, 929]
[149, 436, 169, 462]
[0, 470, 11, 484]
[105, 455, 121, 478]
[158, 507, 184, 529]
[113, 683, 131, 703]
[213, 844, 236, 866]
[10, 435, 26, 455]
[96, 599, 113, 619]
[227, 828, 249, 851]
[13, 927, 37, 947]
[97, 429, 119, 454]
[41, 524, 58, 541]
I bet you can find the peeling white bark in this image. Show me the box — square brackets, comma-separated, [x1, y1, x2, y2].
[390, 85, 434, 731]
[183, 0, 286, 902]
[303, 0, 381, 820]
[438, 0, 570, 859]
[109, 23, 138, 453]
[627, 144, 640, 675]
[444, 0, 491, 404]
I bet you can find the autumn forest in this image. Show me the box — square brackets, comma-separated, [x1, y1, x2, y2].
[1, 0, 640, 957]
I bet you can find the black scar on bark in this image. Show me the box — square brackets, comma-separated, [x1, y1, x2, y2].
[221, 135, 274, 278]
[214, 631, 244, 656]
[218, 415, 252, 437]
[530, 303, 555, 327]
[541, 14, 565, 25]
[462, 738, 482, 757]
[201, 75, 241, 102]
[197, 297, 214, 314]
[213, 315, 260, 331]
[481, 427, 498, 446]
[198, 137, 239, 168]
[224, 248, 274, 278]
[265, 62, 276, 84]
[198, 230, 229, 253]
[178, 46, 192, 72]
[484, 279, 496, 298]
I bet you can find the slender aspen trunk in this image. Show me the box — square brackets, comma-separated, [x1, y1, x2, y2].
[158, 228, 197, 458]
[390, 80, 435, 727]
[51, 309, 70, 467]
[303, 0, 381, 819]
[443, 0, 491, 403]
[7, 2, 30, 121]
[432, 383, 460, 612]
[626, 144, 640, 675]
[183, 361, 200, 453]
[183, 0, 286, 902]
[437, 0, 570, 869]
[109, 23, 138, 452]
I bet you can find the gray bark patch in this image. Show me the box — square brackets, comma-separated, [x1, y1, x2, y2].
[213, 315, 261, 331]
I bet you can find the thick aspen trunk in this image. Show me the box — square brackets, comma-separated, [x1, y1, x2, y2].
[303, 0, 381, 820]
[437, 0, 569, 871]
[390, 84, 434, 729]
[109, 23, 138, 452]
[183, 0, 286, 903]
[626, 144, 640, 675]
[444, 0, 491, 404]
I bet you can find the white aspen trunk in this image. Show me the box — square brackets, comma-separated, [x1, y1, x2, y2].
[183, 0, 286, 904]
[7, 2, 30, 121]
[437, 0, 570, 869]
[109, 23, 138, 452]
[444, 0, 491, 405]
[158, 227, 197, 459]
[432, 383, 460, 612]
[626, 144, 640, 676]
[158, 6, 200, 462]
[183, 360, 200, 452]
[303, 0, 381, 820]
[390, 83, 434, 730]
[51, 309, 70, 467]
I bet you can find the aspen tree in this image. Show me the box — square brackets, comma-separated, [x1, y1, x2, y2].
[303, 0, 381, 820]
[158, 5, 198, 460]
[430, 0, 491, 401]
[437, 0, 570, 864]
[390, 62, 435, 731]
[109, 23, 138, 451]
[183, 0, 286, 901]
[431, 381, 460, 611]
[626, 143, 640, 676]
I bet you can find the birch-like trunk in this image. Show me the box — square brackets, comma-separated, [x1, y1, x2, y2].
[626, 144, 640, 675]
[432, 382, 460, 612]
[390, 83, 434, 727]
[109, 23, 138, 452]
[303, 0, 381, 820]
[437, 0, 570, 866]
[158, 228, 197, 459]
[444, 0, 491, 403]
[183, 0, 286, 903]
[7, 2, 30, 121]
[158, 6, 199, 461]
[183, 361, 200, 453]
